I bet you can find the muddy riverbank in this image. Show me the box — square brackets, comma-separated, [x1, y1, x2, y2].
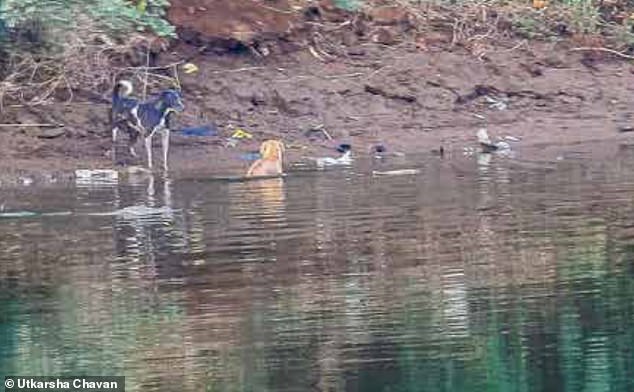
[2, 1, 634, 182]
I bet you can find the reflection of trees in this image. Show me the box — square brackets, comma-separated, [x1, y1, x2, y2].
[4, 150, 634, 390]
[0, 174, 190, 389]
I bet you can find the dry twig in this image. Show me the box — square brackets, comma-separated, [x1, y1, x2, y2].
[569, 46, 634, 59]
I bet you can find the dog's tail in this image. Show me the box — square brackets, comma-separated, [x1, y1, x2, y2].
[113, 80, 133, 99]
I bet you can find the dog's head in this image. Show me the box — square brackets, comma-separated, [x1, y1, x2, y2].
[477, 128, 491, 145]
[373, 144, 386, 153]
[160, 89, 185, 112]
[260, 140, 285, 161]
[337, 143, 352, 153]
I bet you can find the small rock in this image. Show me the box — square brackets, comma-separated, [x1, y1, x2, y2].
[250, 92, 267, 106]
[347, 47, 366, 56]
[71, 128, 88, 138]
[371, 28, 397, 45]
[521, 63, 543, 77]
[38, 128, 66, 139]
[24, 126, 66, 139]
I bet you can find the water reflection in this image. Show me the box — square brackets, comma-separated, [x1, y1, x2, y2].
[3, 145, 634, 390]
[238, 178, 286, 217]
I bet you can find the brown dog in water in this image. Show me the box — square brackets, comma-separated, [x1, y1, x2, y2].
[246, 140, 285, 177]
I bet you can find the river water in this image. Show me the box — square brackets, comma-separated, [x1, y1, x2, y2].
[2, 144, 634, 391]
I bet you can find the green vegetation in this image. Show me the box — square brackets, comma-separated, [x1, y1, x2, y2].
[336, 0, 634, 49]
[1, 0, 634, 108]
[0, 0, 174, 50]
[0, 0, 175, 107]
[333, 0, 365, 11]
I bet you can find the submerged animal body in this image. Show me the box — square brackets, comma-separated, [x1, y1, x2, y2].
[315, 150, 352, 167]
[110, 80, 185, 171]
[246, 140, 286, 177]
[312, 144, 353, 168]
[477, 128, 511, 153]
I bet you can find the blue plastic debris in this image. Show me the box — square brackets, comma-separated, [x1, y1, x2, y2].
[239, 152, 262, 161]
[179, 124, 218, 137]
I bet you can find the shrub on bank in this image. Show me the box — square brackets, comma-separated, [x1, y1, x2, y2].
[0, 0, 174, 50]
[0, 0, 175, 107]
[2, 0, 634, 109]
[329, 0, 634, 48]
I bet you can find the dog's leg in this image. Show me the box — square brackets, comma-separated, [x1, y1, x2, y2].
[129, 131, 138, 157]
[127, 126, 140, 158]
[111, 127, 119, 162]
[161, 128, 170, 172]
[145, 135, 153, 169]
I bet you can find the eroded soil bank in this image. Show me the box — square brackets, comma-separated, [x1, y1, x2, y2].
[2, 0, 634, 183]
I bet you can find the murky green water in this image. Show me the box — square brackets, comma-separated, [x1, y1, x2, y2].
[2, 145, 634, 391]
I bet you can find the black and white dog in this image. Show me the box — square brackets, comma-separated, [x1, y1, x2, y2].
[110, 80, 185, 171]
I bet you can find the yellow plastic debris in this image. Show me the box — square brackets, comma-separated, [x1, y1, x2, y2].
[231, 129, 253, 139]
[137, 0, 147, 13]
[182, 63, 199, 74]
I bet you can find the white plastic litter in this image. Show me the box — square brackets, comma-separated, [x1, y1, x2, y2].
[75, 169, 119, 180]
[312, 150, 353, 168]
[372, 169, 420, 176]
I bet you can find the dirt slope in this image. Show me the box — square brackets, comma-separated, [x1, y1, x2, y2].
[2, 0, 634, 183]
[167, 0, 298, 48]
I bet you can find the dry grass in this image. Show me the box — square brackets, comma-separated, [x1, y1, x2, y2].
[3, 0, 634, 113]
[361, 0, 634, 58]
[0, 20, 179, 111]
